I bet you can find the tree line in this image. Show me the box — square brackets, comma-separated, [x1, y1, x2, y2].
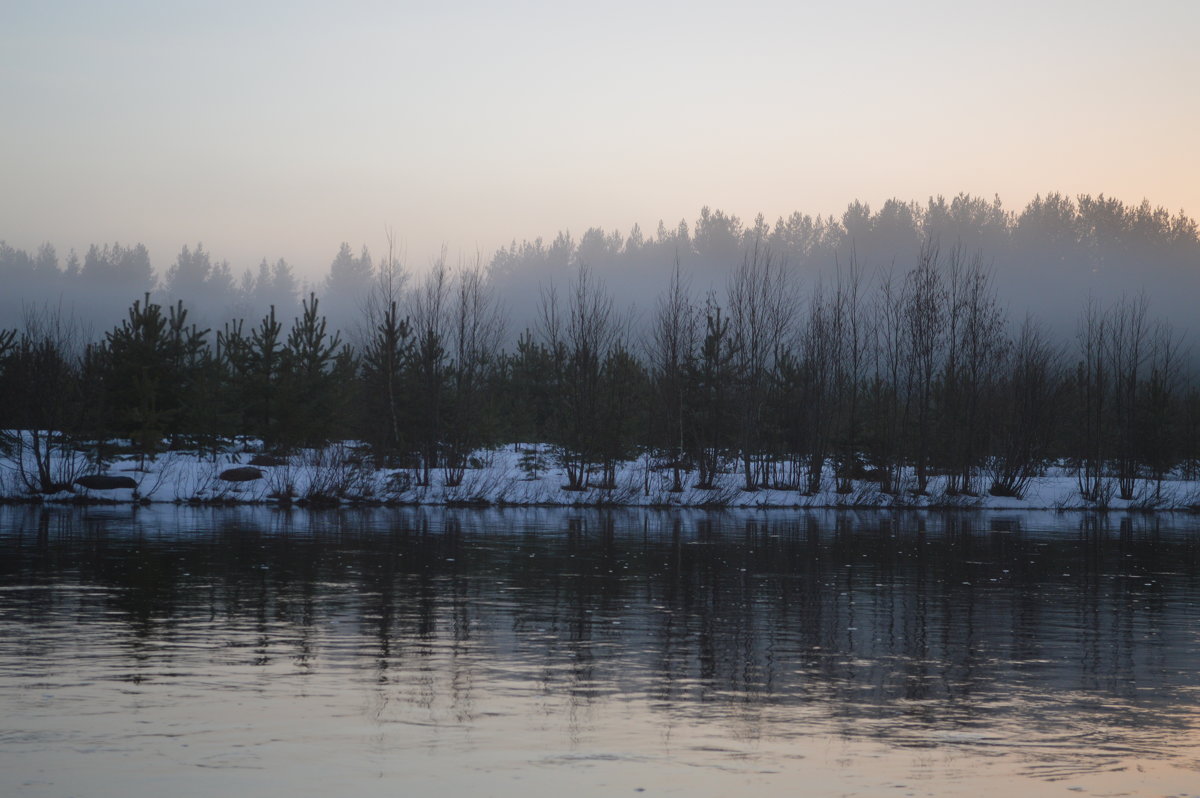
[5, 192, 1200, 341]
[1, 235, 1197, 504]
[0, 239, 371, 336]
[489, 193, 1200, 341]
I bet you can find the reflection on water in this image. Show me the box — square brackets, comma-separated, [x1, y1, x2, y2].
[2, 506, 1199, 797]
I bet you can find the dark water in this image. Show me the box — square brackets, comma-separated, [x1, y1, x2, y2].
[2, 506, 1200, 797]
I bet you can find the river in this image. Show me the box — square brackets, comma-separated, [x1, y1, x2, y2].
[2, 506, 1198, 796]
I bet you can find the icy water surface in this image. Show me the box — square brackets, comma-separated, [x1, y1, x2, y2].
[2, 506, 1200, 797]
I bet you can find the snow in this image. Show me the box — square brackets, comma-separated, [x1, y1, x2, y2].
[2, 437, 1199, 511]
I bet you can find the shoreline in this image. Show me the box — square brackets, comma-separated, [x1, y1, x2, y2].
[4, 442, 1199, 513]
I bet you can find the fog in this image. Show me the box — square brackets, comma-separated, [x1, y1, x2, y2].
[489, 193, 1200, 345]
[3, 193, 1197, 356]
[5, 2, 1198, 305]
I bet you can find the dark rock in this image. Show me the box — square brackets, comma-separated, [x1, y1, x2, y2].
[249, 454, 287, 467]
[74, 475, 138, 491]
[220, 467, 264, 483]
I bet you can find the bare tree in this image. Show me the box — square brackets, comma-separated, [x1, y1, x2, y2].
[791, 281, 836, 492]
[0, 305, 89, 493]
[903, 240, 947, 494]
[940, 247, 1007, 494]
[444, 254, 505, 486]
[539, 263, 621, 490]
[409, 250, 452, 486]
[987, 316, 1062, 498]
[865, 266, 908, 494]
[1108, 294, 1150, 500]
[831, 254, 870, 493]
[648, 255, 697, 491]
[1074, 297, 1108, 502]
[726, 239, 794, 490]
[1138, 319, 1185, 499]
[362, 228, 409, 344]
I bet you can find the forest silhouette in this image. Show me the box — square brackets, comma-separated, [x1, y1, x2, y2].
[2, 192, 1198, 504]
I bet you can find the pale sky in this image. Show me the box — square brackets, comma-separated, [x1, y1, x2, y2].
[2, 0, 1197, 280]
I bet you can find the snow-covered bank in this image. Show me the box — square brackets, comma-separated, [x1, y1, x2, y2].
[3, 439, 1200, 512]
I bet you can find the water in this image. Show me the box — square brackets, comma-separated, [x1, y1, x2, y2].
[2, 506, 1200, 797]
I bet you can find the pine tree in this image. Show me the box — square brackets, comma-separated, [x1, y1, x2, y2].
[360, 299, 412, 464]
[247, 306, 284, 447]
[103, 294, 208, 462]
[688, 301, 735, 489]
[279, 293, 346, 448]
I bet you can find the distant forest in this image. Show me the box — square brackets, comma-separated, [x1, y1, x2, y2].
[2, 192, 1199, 502]
[3, 192, 1199, 337]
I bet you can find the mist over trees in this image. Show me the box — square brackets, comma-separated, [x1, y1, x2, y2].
[0, 240, 305, 336]
[3, 192, 1198, 344]
[3, 191, 1200, 505]
[490, 193, 1200, 343]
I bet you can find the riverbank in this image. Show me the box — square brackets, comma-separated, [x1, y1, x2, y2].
[3, 440, 1199, 511]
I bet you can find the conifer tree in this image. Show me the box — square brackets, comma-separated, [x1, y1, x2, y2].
[360, 299, 412, 464]
[103, 294, 207, 460]
[247, 306, 284, 447]
[688, 300, 735, 489]
[280, 293, 346, 448]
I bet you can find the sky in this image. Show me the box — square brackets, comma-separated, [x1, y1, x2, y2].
[2, 0, 1198, 281]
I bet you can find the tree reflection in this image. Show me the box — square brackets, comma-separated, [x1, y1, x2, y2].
[1, 505, 1199, 751]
